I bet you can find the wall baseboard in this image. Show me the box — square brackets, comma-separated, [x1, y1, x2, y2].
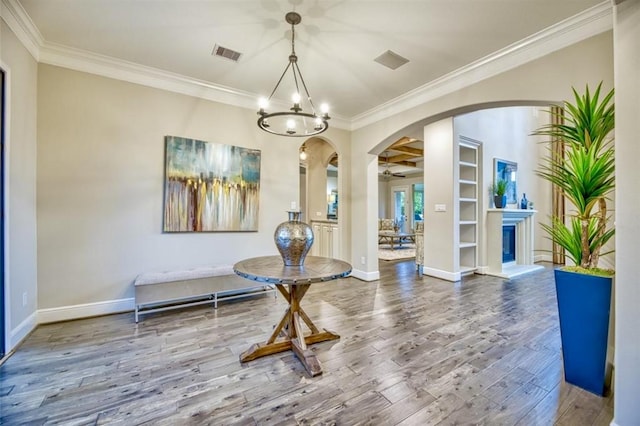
[535, 254, 554, 263]
[10, 311, 37, 351]
[422, 267, 460, 282]
[350, 269, 380, 282]
[476, 266, 489, 275]
[38, 298, 135, 324]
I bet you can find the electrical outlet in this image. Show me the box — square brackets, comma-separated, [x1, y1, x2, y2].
[22, 292, 27, 307]
[316, 211, 322, 216]
[360, 256, 366, 265]
[435, 204, 446, 212]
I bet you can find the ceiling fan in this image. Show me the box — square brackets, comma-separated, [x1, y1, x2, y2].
[381, 151, 406, 179]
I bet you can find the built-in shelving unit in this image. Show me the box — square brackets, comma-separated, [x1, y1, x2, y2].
[458, 138, 480, 274]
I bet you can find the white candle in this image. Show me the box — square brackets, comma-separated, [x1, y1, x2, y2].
[291, 201, 297, 210]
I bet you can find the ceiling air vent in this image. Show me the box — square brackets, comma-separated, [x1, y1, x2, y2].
[374, 50, 409, 70]
[212, 44, 242, 62]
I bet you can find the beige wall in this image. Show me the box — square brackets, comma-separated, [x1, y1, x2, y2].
[350, 31, 614, 279]
[36, 65, 350, 317]
[1, 19, 39, 350]
[423, 118, 456, 276]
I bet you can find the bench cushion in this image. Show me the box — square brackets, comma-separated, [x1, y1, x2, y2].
[134, 265, 234, 286]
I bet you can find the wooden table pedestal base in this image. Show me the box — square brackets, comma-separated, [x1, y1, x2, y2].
[240, 283, 339, 376]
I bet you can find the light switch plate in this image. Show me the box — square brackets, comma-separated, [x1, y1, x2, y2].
[435, 204, 446, 212]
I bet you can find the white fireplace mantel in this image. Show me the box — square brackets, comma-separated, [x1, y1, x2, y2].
[486, 209, 544, 279]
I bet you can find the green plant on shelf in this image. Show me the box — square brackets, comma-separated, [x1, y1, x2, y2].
[490, 179, 508, 197]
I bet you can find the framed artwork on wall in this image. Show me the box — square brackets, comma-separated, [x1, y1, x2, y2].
[494, 158, 518, 205]
[163, 136, 261, 232]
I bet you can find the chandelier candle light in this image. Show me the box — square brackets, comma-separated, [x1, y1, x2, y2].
[257, 12, 330, 137]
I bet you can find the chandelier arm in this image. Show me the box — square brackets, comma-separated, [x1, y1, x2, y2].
[293, 62, 318, 114]
[267, 61, 294, 100]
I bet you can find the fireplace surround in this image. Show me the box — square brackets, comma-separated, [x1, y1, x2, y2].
[486, 209, 543, 278]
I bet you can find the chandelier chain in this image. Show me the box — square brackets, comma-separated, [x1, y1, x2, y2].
[291, 20, 296, 56]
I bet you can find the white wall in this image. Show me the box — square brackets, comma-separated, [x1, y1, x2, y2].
[0, 19, 38, 350]
[613, 1, 640, 425]
[453, 106, 553, 267]
[35, 64, 350, 319]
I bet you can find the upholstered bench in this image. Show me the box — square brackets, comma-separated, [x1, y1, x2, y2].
[134, 266, 275, 322]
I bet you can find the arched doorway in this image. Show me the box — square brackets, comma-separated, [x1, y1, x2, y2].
[299, 137, 343, 260]
[377, 136, 424, 263]
[369, 102, 556, 281]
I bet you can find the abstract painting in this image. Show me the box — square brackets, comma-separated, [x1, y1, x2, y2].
[494, 158, 518, 205]
[163, 136, 261, 232]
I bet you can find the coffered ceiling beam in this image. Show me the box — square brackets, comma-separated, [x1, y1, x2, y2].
[377, 158, 419, 168]
[391, 146, 423, 156]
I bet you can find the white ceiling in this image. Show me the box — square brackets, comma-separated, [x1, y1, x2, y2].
[16, 0, 604, 120]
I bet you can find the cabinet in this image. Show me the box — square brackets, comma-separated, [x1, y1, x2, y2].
[458, 138, 480, 274]
[310, 221, 339, 258]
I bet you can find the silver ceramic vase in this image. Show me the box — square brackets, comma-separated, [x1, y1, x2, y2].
[274, 211, 314, 266]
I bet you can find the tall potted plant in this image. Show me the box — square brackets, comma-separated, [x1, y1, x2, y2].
[533, 83, 615, 396]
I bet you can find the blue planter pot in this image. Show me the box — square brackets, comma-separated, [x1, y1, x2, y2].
[494, 195, 507, 208]
[554, 269, 613, 396]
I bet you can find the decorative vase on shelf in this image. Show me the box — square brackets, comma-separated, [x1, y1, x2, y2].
[494, 195, 507, 209]
[274, 211, 314, 266]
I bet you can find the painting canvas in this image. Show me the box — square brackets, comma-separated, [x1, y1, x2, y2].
[494, 158, 518, 205]
[163, 136, 260, 232]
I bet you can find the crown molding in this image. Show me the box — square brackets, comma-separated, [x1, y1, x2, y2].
[40, 41, 260, 108]
[1, 0, 42, 60]
[2, 0, 611, 132]
[350, 1, 613, 130]
[41, 42, 352, 130]
[37, 41, 352, 130]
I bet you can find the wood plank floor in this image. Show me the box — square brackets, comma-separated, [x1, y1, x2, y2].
[0, 261, 613, 425]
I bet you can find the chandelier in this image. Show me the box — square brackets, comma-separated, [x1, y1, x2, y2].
[257, 12, 330, 137]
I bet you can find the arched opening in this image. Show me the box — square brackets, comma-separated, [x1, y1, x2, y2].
[299, 137, 343, 259]
[370, 101, 561, 280]
[377, 133, 424, 263]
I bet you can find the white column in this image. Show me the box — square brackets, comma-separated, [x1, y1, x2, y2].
[613, 1, 640, 425]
